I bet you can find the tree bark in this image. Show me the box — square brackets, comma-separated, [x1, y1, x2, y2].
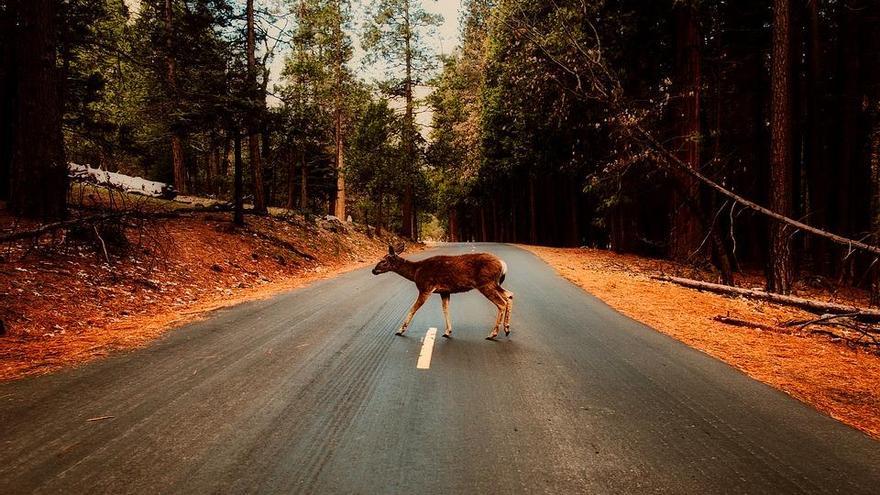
[0, 0, 15, 202]
[804, 0, 829, 273]
[164, 0, 186, 195]
[528, 176, 537, 244]
[768, 0, 794, 294]
[448, 208, 458, 242]
[871, 116, 880, 305]
[567, 179, 579, 246]
[246, 0, 266, 214]
[479, 206, 488, 242]
[399, 0, 416, 239]
[287, 151, 297, 210]
[332, 0, 346, 220]
[669, 2, 704, 261]
[9, 0, 67, 219]
[233, 131, 244, 226]
[300, 155, 308, 210]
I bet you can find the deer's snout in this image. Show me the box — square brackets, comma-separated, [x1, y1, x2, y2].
[372, 268, 380, 275]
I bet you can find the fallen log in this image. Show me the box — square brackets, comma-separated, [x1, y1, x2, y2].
[653, 275, 880, 322]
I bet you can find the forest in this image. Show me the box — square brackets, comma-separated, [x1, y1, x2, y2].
[1, 0, 879, 301]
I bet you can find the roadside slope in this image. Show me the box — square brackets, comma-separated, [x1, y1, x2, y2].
[0, 208, 408, 380]
[523, 245, 880, 439]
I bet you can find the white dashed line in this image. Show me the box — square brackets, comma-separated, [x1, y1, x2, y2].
[417, 327, 438, 370]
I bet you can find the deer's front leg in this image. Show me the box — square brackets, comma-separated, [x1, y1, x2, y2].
[397, 291, 431, 336]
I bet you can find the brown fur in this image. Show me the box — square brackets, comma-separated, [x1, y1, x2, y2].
[373, 245, 513, 339]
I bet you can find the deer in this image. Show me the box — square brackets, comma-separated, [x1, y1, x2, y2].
[372, 245, 514, 340]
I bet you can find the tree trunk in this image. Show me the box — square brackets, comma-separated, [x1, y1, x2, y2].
[287, 151, 297, 210]
[246, 0, 266, 214]
[164, 0, 186, 195]
[262, 129, 272, 206]
[233, 131, 244, 226]
[491, 196, 499, 241]
[222, 135, 231, 175]
[805, 0, 829, 273]
[9, 0, 67, 219]
[0, 0, 14, 202]
[768, 0, 794, 294]
[300, 155, 308, 210]
[567, 179, 579, 247]
[870, 115, 880, 305]
[207, 144, 218, 187]
[376, 194, 384, 235]
[528, 176, 537, 244]
[868, 1, 880, 305]
[448, 208, 458, 242]
[480, 206, 488, 242]
[401, 184, 414, 238]
[669, 3, 703, 261]
[332, 0, 346, 220]
[399, 0, 416, 239]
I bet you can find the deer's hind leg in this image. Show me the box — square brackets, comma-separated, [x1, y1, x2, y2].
[501, 288, 514, 336]
[478, 286, 508, 340]
[440, 293, 453, 338]
[398, 291, 430, 336]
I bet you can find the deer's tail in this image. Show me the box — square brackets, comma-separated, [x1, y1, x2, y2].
[499, 259, 508, 285]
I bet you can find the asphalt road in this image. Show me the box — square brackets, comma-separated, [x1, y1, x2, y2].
[1, 243, 879, 494]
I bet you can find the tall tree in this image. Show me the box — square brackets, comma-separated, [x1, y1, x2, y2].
[9, 0, 67, 219]
[363, 0, 442, 239]
[246, 0, 267, 213]
[668, 2, 703, 261]
[0, 0, 14, 202]
[768, 0, 794, 293]
[164, 0, 187, 194]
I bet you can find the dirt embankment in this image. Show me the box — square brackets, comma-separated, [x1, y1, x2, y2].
[523, 245, 880, 439]
[0, 208, 408, 381]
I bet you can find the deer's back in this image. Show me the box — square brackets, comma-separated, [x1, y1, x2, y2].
[414, 253, 504, 293]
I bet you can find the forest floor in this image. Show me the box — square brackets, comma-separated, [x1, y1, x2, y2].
[0, 193, 412, 381]
[524, 246, 880, 439]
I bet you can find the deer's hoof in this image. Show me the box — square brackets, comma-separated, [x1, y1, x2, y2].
[485, 335, 497, 341]
[442, 333, 452, 339]
[395, 331, 405, 336]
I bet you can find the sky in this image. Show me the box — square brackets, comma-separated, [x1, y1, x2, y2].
[267, 0, 464, 105]
[124, 0, 463, 125]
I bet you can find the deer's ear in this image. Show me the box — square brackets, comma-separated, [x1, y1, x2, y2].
[395, 243, 406, 255]
[388, 245, 396, 256]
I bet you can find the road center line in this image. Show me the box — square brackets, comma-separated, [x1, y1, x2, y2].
[417, 327, 438, 370]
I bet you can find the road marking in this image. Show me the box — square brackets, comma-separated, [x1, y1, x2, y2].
[417, 327, 438, 370]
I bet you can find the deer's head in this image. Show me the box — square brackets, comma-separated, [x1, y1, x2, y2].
[372, 244, 406, 275]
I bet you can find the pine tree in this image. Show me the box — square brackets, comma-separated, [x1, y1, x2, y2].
[363, 0, 442, 239]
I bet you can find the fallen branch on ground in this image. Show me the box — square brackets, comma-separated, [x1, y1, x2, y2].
[782, 313, 862, 330]
[654, 275, 880, 322]
[712, 315, 778, 332]
[0, 213, 126, 243]
[0, 207, 226, 244]
[245, 228, 316, 261]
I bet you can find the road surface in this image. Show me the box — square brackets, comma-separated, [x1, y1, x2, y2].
[1, 243, 879, 494]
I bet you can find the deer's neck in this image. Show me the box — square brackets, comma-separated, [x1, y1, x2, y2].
[393, 259, 420, 282]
